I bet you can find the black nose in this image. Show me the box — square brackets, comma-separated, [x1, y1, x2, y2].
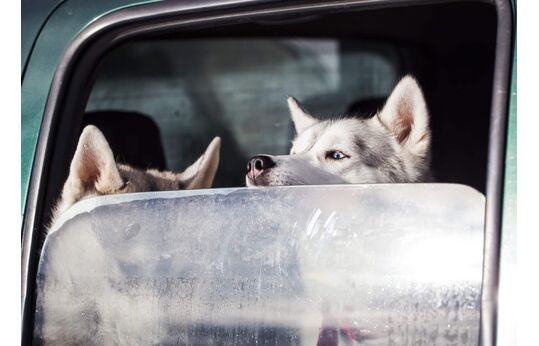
[246, 155, 276, 179]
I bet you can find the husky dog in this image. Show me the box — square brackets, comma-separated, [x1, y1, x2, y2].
[246, 75, 431, 186]
[42, 125, 221, 344]
[51, 125, 221, 225]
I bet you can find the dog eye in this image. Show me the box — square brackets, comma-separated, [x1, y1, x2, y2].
[327, 150, 348, 160]
[119, 179, 130, 190]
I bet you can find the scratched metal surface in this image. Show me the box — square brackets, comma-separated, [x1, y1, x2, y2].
[34, 184, 485, 345]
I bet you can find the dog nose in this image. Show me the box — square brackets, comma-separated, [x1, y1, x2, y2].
[247, 155, 275, 180]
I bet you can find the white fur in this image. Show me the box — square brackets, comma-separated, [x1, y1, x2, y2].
[51, 125, 221, 227]
[246, 75, 431, 186]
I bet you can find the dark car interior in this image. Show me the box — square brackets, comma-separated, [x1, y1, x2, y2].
[38, 0, 498, 239]
[83, 2, 496, 189]
[30, 0, 497, 261]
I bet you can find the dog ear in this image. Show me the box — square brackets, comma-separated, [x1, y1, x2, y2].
[57, 125, 123, 212]
[287, 96, 317, 134]
[179, 137, 221, 189]
[376, 75, 430, 156]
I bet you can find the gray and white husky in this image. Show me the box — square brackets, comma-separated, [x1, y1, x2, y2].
[41, 126, 221, 344]
[246, 75, 431, 186]
[51, 125, 221, 226]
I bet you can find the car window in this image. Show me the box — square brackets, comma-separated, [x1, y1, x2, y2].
[22, 1, 512, 345]
[35, 184, 484, 345]
[86, 38, 403, 187]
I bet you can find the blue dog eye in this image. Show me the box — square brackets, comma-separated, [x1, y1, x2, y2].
[328, 150, 346, 160]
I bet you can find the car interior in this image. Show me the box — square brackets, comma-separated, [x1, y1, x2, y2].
[77, 2, 497, 192]
[40, 2, 497, 231]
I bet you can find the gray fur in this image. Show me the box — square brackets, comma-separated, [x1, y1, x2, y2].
[50, 125, 221, 228]
[246, 75, 431, 187]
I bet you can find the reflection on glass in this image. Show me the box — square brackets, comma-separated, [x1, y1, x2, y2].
[35, 184, 484, 345]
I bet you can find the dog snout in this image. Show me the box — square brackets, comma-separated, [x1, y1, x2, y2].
[247, 155, 275, 180]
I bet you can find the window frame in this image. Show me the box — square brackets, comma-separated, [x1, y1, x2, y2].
[21, 0, 514, 345]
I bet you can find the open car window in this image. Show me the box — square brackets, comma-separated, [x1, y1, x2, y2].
[21, 1, 513, 345]
[85, 38, 404, 187]
[35, 184, 484, 345]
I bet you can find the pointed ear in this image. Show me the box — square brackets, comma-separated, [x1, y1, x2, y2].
[58, 125, 123, 212]
[180, 137, 221, 189]
[287, 96, 317, 134]
[376, 75, 430, 155]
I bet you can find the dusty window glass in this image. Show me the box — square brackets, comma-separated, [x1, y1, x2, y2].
[86, 39, 401, 186]
[35, 184, 484, 345]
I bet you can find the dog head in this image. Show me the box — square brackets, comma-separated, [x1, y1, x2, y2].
[52, 125, 221, 223]
[246, 75, 431, 186]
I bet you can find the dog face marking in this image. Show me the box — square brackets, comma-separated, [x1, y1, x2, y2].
[246, 75, 431, 186]
[51, 125, 221, 226]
